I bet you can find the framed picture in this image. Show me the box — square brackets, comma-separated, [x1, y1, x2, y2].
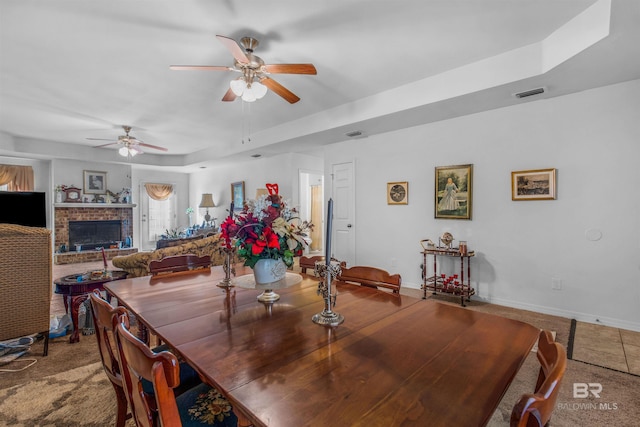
[387, 181, 408, 205]
[231, 181, 245, 210]
[435, 164, 473, 220]
[83, 170, 107, 194]
[511, 168, 556, 201]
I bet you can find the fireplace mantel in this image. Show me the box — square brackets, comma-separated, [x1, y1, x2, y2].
[54, 203, 137, 208]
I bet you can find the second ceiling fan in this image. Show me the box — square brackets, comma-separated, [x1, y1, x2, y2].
[170, 35, 317, 104]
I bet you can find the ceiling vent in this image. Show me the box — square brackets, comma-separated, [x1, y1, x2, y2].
[345, 130, 363, 138]
[514, 87, 545, 99]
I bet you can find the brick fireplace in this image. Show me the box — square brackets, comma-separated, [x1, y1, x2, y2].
[54, 205, 137, 264]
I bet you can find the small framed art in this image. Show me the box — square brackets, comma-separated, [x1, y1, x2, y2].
[511, 168, 556, 200]
[435, 164, 472, 220]
[83, 170, 107, 194]
[231, 181, 245, 210]
[387, 182, 408, 205]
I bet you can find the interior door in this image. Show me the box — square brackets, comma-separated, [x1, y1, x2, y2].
[331, 162, 355, 266]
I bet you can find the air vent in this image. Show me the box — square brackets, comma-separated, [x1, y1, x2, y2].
[345, 130, 363, 138]
[514, 87, 545, 99]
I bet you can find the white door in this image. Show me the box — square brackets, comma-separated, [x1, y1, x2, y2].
[331, 162, 355, 266]
[140, 186, 177, 251]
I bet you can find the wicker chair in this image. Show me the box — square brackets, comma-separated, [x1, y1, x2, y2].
[0, 224, 52, 355]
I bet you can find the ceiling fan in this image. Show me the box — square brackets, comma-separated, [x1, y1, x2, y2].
[88, 126, 168, 157]
[170, 35, 317, 104]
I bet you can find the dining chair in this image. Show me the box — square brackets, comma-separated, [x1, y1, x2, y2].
[149, 254, 211, 277]
[114, 312, 241, 427]
[299, 255, 346, 275]
[89, 290, 203, 427]
[337, 265, 402, 293]
[89, 290, 130, 427]
[510, 329, 567, 427]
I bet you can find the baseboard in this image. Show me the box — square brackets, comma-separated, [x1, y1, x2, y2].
[402, 282, 640, 332]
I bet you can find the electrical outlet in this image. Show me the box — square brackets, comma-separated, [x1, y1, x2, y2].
[551, 278, 562, 290]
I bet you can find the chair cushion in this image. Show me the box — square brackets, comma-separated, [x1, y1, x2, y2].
[177, 382, 238, 426]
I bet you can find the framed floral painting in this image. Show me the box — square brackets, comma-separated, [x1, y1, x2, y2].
[435, 164, 472, 220]
[511, 168, 556, 200]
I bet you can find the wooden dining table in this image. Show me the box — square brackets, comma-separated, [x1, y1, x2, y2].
[104, 265, 539, 427]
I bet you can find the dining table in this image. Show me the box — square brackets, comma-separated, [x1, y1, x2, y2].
[104, 264, 539, 427]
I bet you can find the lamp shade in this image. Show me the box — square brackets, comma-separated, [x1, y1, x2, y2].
[199, 193, 215, 208]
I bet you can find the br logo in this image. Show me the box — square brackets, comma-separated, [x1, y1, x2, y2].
[573, 383, 603, 398]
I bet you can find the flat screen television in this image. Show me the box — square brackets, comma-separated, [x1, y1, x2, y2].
[0, 191, 47, 227]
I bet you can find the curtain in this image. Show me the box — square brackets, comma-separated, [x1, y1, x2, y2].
[0, 165, 34, 191]
[144, 183, 174, 201]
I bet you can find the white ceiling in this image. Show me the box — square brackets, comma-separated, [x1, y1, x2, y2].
[1, 0, 639, 171]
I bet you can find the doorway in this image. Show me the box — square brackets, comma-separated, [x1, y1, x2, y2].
[139, 184, 177, 251]
[298, 170, 323, 255]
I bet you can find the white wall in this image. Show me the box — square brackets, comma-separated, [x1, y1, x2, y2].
[324, 79, 640, 331]
[189, 153, 323, 226]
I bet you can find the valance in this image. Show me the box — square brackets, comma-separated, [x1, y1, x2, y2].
[144, 183, 173, 201]
[0, 165, 34, 191]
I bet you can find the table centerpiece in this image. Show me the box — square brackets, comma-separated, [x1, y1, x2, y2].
[220, 191, 313, 300]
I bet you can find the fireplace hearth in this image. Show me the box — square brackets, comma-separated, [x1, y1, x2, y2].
[69, 220, 121, 251]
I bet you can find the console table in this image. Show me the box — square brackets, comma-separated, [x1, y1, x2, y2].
[421, 248, 475, 306]
[54, 270, 128, 343]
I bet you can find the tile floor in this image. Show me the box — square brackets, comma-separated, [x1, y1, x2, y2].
[572, 321, 640, 375]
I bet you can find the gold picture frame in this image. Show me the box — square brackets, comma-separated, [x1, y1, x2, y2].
[231, 181, 245, 210]
[83, 170, 107, 194]
[387, 181, 408, 205]
[435, 164, 472, 220]
[511, 168, 556, 201]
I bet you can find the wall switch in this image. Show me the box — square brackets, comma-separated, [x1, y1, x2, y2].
[551, 278, 562, 290]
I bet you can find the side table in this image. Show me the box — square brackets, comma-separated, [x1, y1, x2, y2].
[54, 270, 128, 343]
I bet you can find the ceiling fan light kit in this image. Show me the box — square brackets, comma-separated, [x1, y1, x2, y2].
[171, 35, 317, 104]
[89, 125, 168, 157]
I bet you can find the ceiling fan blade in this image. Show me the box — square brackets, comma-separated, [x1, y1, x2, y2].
[216, 35, 249, 63]
[260, 77, 300, 104]
[263, 64, 317, 75]
[87, 138, 115, 141]
[93, 142, 119, 148]
[222, 87, 237, 102]
[137, 142, 168, 152]
[170, 65, 235, 72]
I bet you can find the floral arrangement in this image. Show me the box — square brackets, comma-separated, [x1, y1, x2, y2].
[220, 194, 313, 268]
[185, 207, 194, 215]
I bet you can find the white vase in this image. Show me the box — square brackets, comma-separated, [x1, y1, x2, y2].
[253, 258, 287, 284]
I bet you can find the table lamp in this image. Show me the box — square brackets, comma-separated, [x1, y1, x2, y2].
[199, 193, 215, 226]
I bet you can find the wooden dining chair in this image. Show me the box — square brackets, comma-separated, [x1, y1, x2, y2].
[89, 290, 130, 427]
[510, 329, 567, 427]
[114, 312, 242, 427]
[337, 265, 402, 293]
[149, 254, 211, 277]
[90, 290, 203, 426]
[299, 255, 346, 275]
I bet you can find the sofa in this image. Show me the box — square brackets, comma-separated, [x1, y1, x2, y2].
[112, 233, 226, 278]
[0, 224, 52, 354]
